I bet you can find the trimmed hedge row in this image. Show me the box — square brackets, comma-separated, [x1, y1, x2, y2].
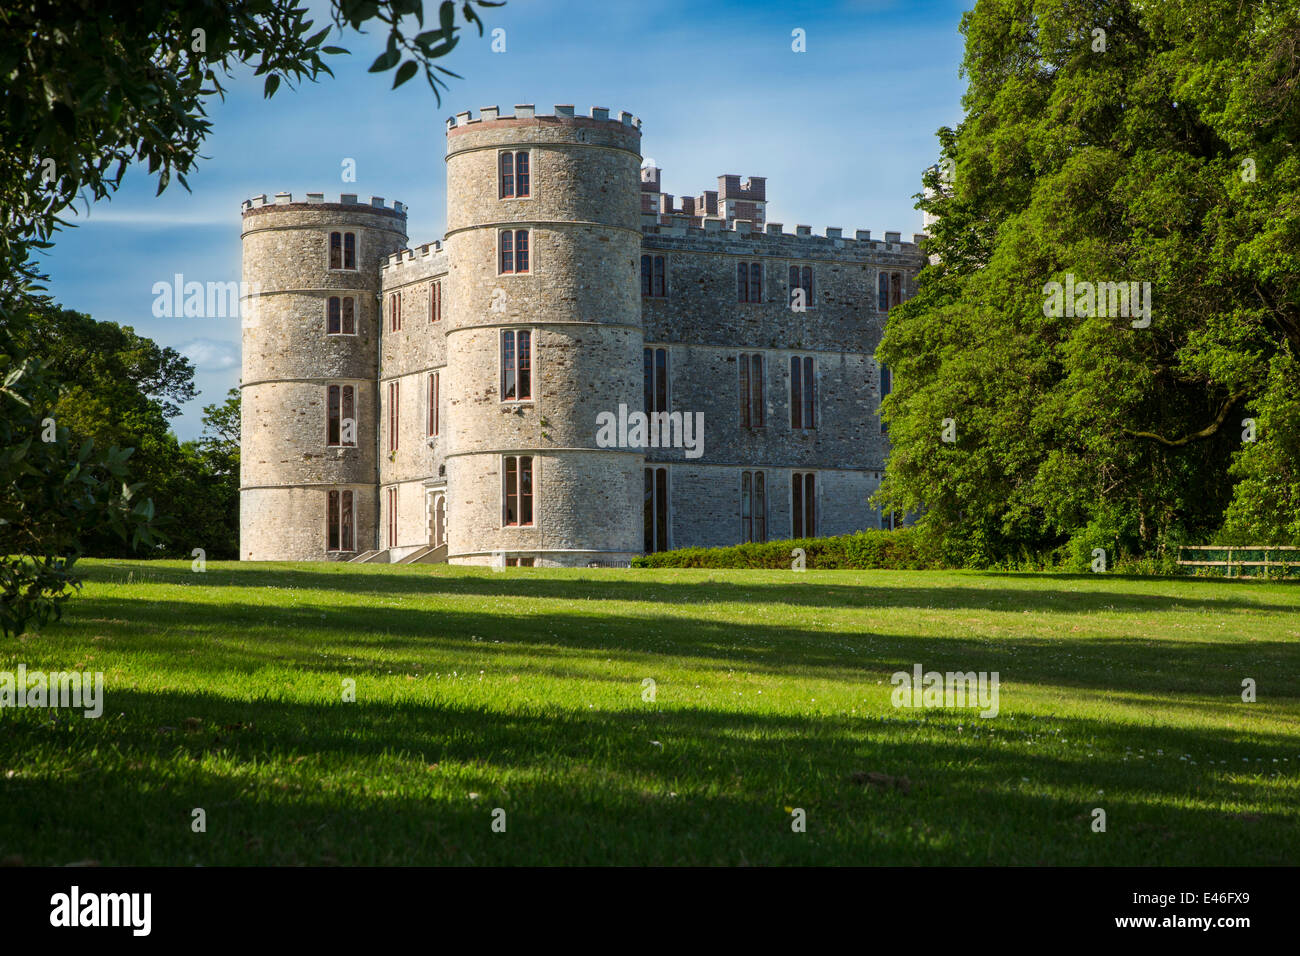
[630, 528, 936, 570]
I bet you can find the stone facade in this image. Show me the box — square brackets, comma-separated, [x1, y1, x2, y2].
[239, 104, 925, 565]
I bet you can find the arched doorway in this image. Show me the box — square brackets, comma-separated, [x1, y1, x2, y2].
[427, 491, 446, 547]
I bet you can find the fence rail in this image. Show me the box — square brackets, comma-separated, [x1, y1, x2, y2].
[1177, 545, 1300, 578]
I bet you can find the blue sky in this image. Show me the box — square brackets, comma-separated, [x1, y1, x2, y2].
[40, 0, 973, 440]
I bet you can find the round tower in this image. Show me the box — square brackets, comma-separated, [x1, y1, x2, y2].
[239, 192, 407, 560]
[443, 105, 645, 566]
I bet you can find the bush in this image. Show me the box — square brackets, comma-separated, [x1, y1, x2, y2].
[631, 528, 938, 570]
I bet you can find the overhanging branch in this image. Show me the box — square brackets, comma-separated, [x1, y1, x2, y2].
[1122, 390, 1248, 447]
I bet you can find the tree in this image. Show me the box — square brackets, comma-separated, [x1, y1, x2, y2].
[198, 389, 241, 470]
[877, 0, 1300, 566]
[2, 1, 504, 295]
[1219, 352, 1300, 544]
[0, 2, 501, 625]
[182, 389, 242, 560]
[12, 305, 202, 556]
[0, 323, 160, 636]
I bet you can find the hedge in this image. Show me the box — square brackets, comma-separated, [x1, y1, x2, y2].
[630, 528, 937, 570]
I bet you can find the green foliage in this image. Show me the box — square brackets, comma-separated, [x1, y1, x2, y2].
[631, 529, 936, 570]
[1, 0, 504, 296]
[1219, 351, 1300, 543]
[10, 305, 239, 558]
[0, 328, 161, 637]
[878, 0, 1300, 563]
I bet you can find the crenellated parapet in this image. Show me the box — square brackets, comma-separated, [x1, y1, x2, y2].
[381, 240, 446, 271]
[642, 217, 927, 257]
[241, 193, 407, 217]
[445, 104, 642, 131]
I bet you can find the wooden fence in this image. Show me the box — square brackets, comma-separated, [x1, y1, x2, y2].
[1176, 545, 1300, 578]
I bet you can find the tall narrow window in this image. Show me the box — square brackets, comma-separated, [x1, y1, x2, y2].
[515, 229, 529, 273]
[340, 490, 354, 551]
[386, 487, 397, 548]
[342, 385, 355, 447]
[789, 265, 813, 307]
[343, 232, 356, 270]
[879, 271, 904, 311]
[387, 381, 399, 452]
[790, 355, 815, 429]
[329, 232, 342, 270]
[644, 347, 668, 413]
[328, 385, 339, 445]
[434, 369, 444, 437]
[739, 352, 764, 427]
[644, 466, 669, 552]
[501, 330, 532, 401]
[327, 385, 356, 447]
[641, 255, 665, 297]
[503, 455, 534, 526]
[427, 371, 439, 437]
[429, 280, 441, 322]
[742, 471, 767, 543]
[342, 297, 355, 334]
[792, 472, 817, 538]
[328, 490, 339, 552]
[500, 151, 515, 198]
[515, 151, 530, 197]
[327, 490, 355, 552]
[738, 261, 762, 302]
[389, 292, 402, 331]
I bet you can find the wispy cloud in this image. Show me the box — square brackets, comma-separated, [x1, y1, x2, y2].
[179, 338, 240, 371]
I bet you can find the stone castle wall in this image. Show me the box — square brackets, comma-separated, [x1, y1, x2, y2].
[434, 106, 646, 566]
[239, 196, 406, 560]
[238, 105, 925, 564]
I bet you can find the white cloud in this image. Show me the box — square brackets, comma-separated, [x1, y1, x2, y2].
[179, 337, 240, 371]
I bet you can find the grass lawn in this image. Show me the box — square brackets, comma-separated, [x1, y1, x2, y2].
[1, 560, 1297, 865]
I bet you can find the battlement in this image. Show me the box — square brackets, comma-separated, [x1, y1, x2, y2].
[643, 217, 927, 253]
[381, 240, 446, 271]
[240, 193, 407, 217]
[718, 174, 766, 202]
[446, 104, 642, 131]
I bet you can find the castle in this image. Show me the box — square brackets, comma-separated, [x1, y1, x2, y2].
[239, 104, 926, 565]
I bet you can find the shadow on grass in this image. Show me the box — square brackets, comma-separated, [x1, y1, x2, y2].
[0, 688, 1295, 865]
[78, 561, 1300, 616]
[56, 591, 1300, 699]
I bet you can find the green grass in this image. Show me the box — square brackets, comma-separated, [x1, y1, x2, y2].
[1, 560, 1297, 865]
